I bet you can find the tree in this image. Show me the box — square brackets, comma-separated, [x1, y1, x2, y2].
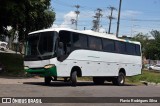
[133, 30, 160, 60]
[145, 30, 160, 60]
[0, 0, 55, 41]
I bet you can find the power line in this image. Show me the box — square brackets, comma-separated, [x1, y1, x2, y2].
[53, 1, 160, 35]
[121, 18, 160, 22]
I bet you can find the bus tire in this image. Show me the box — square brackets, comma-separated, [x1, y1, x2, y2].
[70, 71, 77, 86]
[93, 77, 105, 85]
[112, 72, 125, 86]
[44, 76, 52, 85]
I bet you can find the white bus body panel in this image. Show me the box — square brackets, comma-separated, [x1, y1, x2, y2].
[55, 50, 141, 77]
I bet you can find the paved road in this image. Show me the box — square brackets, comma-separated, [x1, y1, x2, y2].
[0, 77, 160, 106]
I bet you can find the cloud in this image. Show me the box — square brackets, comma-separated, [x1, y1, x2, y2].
[60, 11, 77, 29]
[51, 24, 59, 28]
[53, 10, 95, 30]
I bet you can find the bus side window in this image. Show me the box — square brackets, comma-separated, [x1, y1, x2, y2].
[135, 44, 141, 56]
[102, 39, 115, 52]
[88, 36, 102, 50]
[59, 31, 71, 55]
[126, 43, 136, 55]
[115, 41, 126, 54]
[72, 33, 88, 49]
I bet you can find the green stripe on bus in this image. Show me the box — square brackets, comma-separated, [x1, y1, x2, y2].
[25, 66, 57, 77]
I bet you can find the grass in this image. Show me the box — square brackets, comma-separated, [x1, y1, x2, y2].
[0, 53, 24, 76]
[127, 70, 160, 84]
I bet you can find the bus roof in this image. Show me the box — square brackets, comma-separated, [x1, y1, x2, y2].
[29, 28, 140, 45]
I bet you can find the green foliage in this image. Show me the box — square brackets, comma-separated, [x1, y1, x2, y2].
[145, 30, 160, 60]
[132, 33, 149, 53]
[133, 30, 160, 60]
[0, 53, 24, 73]
[0, 0, 55, 41]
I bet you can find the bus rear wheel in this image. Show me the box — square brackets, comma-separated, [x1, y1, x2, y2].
[93, 77, 105, 85]
[70, 71, 77, 86]
[112, 72, 125, 86]
[44, 76, 52, 85]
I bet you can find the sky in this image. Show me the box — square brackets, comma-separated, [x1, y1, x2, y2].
[51, 0, 160, 37]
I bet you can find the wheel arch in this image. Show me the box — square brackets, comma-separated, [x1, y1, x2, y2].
[119, 68, 126, 76]
[70, 66, 82, 77]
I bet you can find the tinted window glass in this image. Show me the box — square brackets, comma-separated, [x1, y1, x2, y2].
[102, 39, 115, 52]
[115, 41, 126, 54]
[73, 33, 88, 48]
[38, 32, 54, 55]
[59, 31, 71, 44]
[126, 43, 136, 55]
[26, 34, 39, 56]
[88, 36, 102, 50]
[135, 44, 141, 56]
[59, 31, 71, 54]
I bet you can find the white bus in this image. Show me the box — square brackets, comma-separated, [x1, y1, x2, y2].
[24, 28, 142, 86]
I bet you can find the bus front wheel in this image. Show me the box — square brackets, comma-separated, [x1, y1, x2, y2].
[70, 71, 77, 86]
[44, 76, 52, 85]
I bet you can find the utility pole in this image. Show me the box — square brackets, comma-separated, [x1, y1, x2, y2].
[75, 5, 80, 30]
[116, 0, 122, 37]
[107, 6, 116, 34]
[92, 8, 103, 32]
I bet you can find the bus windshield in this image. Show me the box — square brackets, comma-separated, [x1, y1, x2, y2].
[25, 31, 57, 60]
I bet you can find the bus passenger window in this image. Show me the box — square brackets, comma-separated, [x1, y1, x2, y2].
[88, 36, 102, 50]
[115, 41, 126, 54]
[59, 31, 71, 55]
[73, 33, 88, 49]
[102, 39, 115, 52]
[126, 43, 136, 55]
[135, 45, 141, 56]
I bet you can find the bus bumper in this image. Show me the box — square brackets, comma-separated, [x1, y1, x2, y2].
[24, 66, 57, 77]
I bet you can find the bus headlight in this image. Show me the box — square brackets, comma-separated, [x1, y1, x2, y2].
[24, 66, 29, 70]
[44, 64, 55, 69]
